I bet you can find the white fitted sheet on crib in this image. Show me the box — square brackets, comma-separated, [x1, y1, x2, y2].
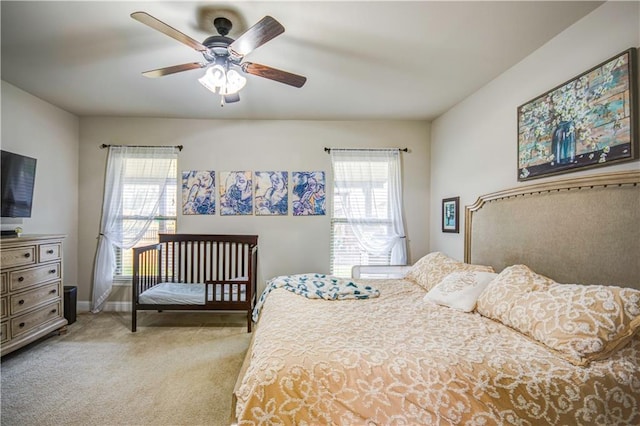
[139, 281, 247, 305]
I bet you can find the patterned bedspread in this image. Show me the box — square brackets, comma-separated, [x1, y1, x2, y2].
[235, 279, 640, 425]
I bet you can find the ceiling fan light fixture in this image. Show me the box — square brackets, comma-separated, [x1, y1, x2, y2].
[198, 64, 246, 96]
[225, 69, 247, 94]
[198, 64, 225, 93]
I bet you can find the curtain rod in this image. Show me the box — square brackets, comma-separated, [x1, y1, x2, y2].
[99, 144, 183, 151]
[324, 147, 408, 153]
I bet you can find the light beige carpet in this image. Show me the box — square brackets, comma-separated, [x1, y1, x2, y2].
[1, 311, 252, 426]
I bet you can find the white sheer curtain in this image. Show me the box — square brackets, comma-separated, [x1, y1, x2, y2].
[330, 149, 407, 265]
[91, 146, 178, 313]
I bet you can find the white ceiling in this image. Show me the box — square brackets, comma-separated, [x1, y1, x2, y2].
[1, 1, 603, 121]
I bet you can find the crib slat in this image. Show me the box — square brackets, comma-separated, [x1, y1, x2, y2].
[178, 241, 184, 282]
[191, 241, 194, 282]
[201, 242, 206, 282]
[225, 241, 228, 281]
[214, 241, 219, 281]
[210, 241, 215, 282]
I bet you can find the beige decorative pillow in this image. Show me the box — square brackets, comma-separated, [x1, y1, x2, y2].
[424, 271, 497, 312]
[405, 252, 495, 291]
[476, 264, 555, 321]
[477, 265, 640, 366]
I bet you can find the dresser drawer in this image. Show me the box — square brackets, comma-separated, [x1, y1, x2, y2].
[1, 273, 7, 295]
[1, 296, 7, 319]
[9, 263, 61, 292]
[10, 300, 62, 338]
[10, 282, 61, 316]
[1, 246, 36, 269]
[1, 321, 8, 343]
[39, 243, 62, 262]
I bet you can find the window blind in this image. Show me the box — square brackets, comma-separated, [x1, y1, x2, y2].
[115, 156, 177, 278]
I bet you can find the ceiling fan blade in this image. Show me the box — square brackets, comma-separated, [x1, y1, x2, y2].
[229, 16, 284, 58]
[131, 11, 207, 52]
[241, 62, 307, 88]
[142, 62, 206, 78]
[224, 93, 240, 103]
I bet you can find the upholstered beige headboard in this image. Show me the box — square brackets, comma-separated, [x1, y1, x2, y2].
[465, 171, 640, 289]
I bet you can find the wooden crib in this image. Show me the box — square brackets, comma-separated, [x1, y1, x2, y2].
[131, 234, 258, 332]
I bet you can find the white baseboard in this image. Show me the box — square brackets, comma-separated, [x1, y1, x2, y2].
[77, 301, 131, 313]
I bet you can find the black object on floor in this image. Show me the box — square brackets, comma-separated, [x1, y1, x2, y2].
[63, 286, 77, 324]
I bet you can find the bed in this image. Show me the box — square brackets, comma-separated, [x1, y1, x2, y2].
[131, 234, 258, 332]
[232, 170, 640, 425]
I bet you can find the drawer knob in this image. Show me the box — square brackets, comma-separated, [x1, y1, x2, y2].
[49, 269, 56, 274]
[18, 277, 24, 282]
[47, 249, 54, 254]
[19, 322, 25, 328]
[50, 309, 57, 314]
[24, 253, 31, 258]
[50, 289, 57, 294]
[18, 299, 25, 305]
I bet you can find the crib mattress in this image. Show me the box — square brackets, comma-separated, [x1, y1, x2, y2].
[138, 282, 247, 305]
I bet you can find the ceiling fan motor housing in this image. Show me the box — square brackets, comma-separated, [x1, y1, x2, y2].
[202, 17, 238, 63]
[202, 35, 236, 63]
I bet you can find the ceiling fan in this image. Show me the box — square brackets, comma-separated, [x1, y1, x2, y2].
[131, 11, 307, 105]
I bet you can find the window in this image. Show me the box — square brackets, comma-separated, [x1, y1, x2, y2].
[114, 156, 177, 279]
[330, 150, 407, 277]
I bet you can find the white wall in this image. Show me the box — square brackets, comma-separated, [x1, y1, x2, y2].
[78, 118, 430, 305]
[1, 81, 80, 287]
[430, 1, 640, 260]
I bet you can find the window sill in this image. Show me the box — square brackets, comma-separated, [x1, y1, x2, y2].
[351, 265, 411, 279]
[113, 277, 132, 287]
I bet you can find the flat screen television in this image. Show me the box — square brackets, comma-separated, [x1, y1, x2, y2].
[1, 150, 37, 218]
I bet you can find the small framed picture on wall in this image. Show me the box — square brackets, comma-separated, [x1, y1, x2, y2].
[442, 197, 459, 233]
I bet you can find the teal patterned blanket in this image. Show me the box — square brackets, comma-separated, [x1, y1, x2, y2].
[252, 273, 380, 322]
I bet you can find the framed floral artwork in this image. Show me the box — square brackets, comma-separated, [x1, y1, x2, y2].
[442, 197, 459, 233]
[517, 48, 637, 181]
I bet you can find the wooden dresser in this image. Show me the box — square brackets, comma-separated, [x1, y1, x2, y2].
[1, 234, 67, 356]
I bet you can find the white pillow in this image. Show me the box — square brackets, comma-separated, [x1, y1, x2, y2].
[423, 271, 497, 312]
